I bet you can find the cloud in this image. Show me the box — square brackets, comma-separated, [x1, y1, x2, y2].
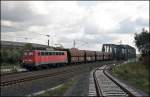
[115, 18, 137, 34]
[1, 1, 34, 22]
[113, 17, 149, 34]
[1, 1, 149, 53]
[135, 17, 149, 27]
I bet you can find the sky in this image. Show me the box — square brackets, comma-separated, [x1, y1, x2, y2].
[1, 1, 149, 53]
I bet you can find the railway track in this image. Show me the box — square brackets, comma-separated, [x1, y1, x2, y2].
[0, 65, 85, 87]
[91, 65, 138, 97]
[1, 61, 116, 87]
[1, 61, 125, 96]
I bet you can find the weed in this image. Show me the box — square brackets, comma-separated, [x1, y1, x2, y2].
[39, 77, 77, 96]
[112, 61, 149, 94]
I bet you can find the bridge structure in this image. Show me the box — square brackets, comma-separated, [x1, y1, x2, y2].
[102, 44, 136, 60]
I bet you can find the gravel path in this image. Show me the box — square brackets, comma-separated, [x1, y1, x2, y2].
[64, 72, 90, 96]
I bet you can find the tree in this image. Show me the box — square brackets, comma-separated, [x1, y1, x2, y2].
[134, 28, 150, 66]
[12, 49, 22, 63]
[134, 28, 150, 56]
[1, 48, 23, 64]
[24, 43, 33, 50]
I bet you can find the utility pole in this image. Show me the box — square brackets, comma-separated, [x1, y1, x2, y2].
[48, 39, 49, 46]
[73, 40, 76, 48]
[119, 40, 122, 45]
[46, 35, 50, 46]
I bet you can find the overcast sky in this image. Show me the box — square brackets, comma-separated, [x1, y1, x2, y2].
[1, 1, 149, 53]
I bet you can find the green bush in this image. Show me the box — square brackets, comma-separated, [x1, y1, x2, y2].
[0, 48, 23, 64]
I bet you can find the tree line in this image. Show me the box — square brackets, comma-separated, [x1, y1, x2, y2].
[134, 28, 150, 67]
[0, 43, 33, 65]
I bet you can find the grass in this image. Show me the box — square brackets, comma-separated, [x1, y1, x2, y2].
[39, 77, 77, 96]
[0, 63, 20, 69]
[112, 61, 149, 94]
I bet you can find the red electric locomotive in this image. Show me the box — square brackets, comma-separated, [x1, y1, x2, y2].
[22, 50, 68, 69]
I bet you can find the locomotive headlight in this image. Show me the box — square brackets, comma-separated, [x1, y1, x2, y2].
[28, 59, 32, 62]
[23, 59, 33, 62]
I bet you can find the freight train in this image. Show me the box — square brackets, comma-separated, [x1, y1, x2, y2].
[22, 44, 136, 70]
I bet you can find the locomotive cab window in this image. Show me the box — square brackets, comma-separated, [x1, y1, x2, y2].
[60, 52, 62, 55]
[41, 52, 44, 56]
[59, 52, 61, 55]
[57, 52, 59, 55]
[49, 52, 52, 55]
[45, 52, 48, 56]
[52, 52, 55, 55]
[56, 52, 59, 55]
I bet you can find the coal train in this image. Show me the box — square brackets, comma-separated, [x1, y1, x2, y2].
[22, 44, 136, 70]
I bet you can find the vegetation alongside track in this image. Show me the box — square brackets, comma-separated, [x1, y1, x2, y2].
[112, 61, 149, 94]
[0, 63, 23, 73]
[0, 43, 33, 67]
[1, 63, 20, 67]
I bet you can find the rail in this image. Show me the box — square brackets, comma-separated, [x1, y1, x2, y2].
[0, 66, 82, 87]
[93, 65, 138, 97]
